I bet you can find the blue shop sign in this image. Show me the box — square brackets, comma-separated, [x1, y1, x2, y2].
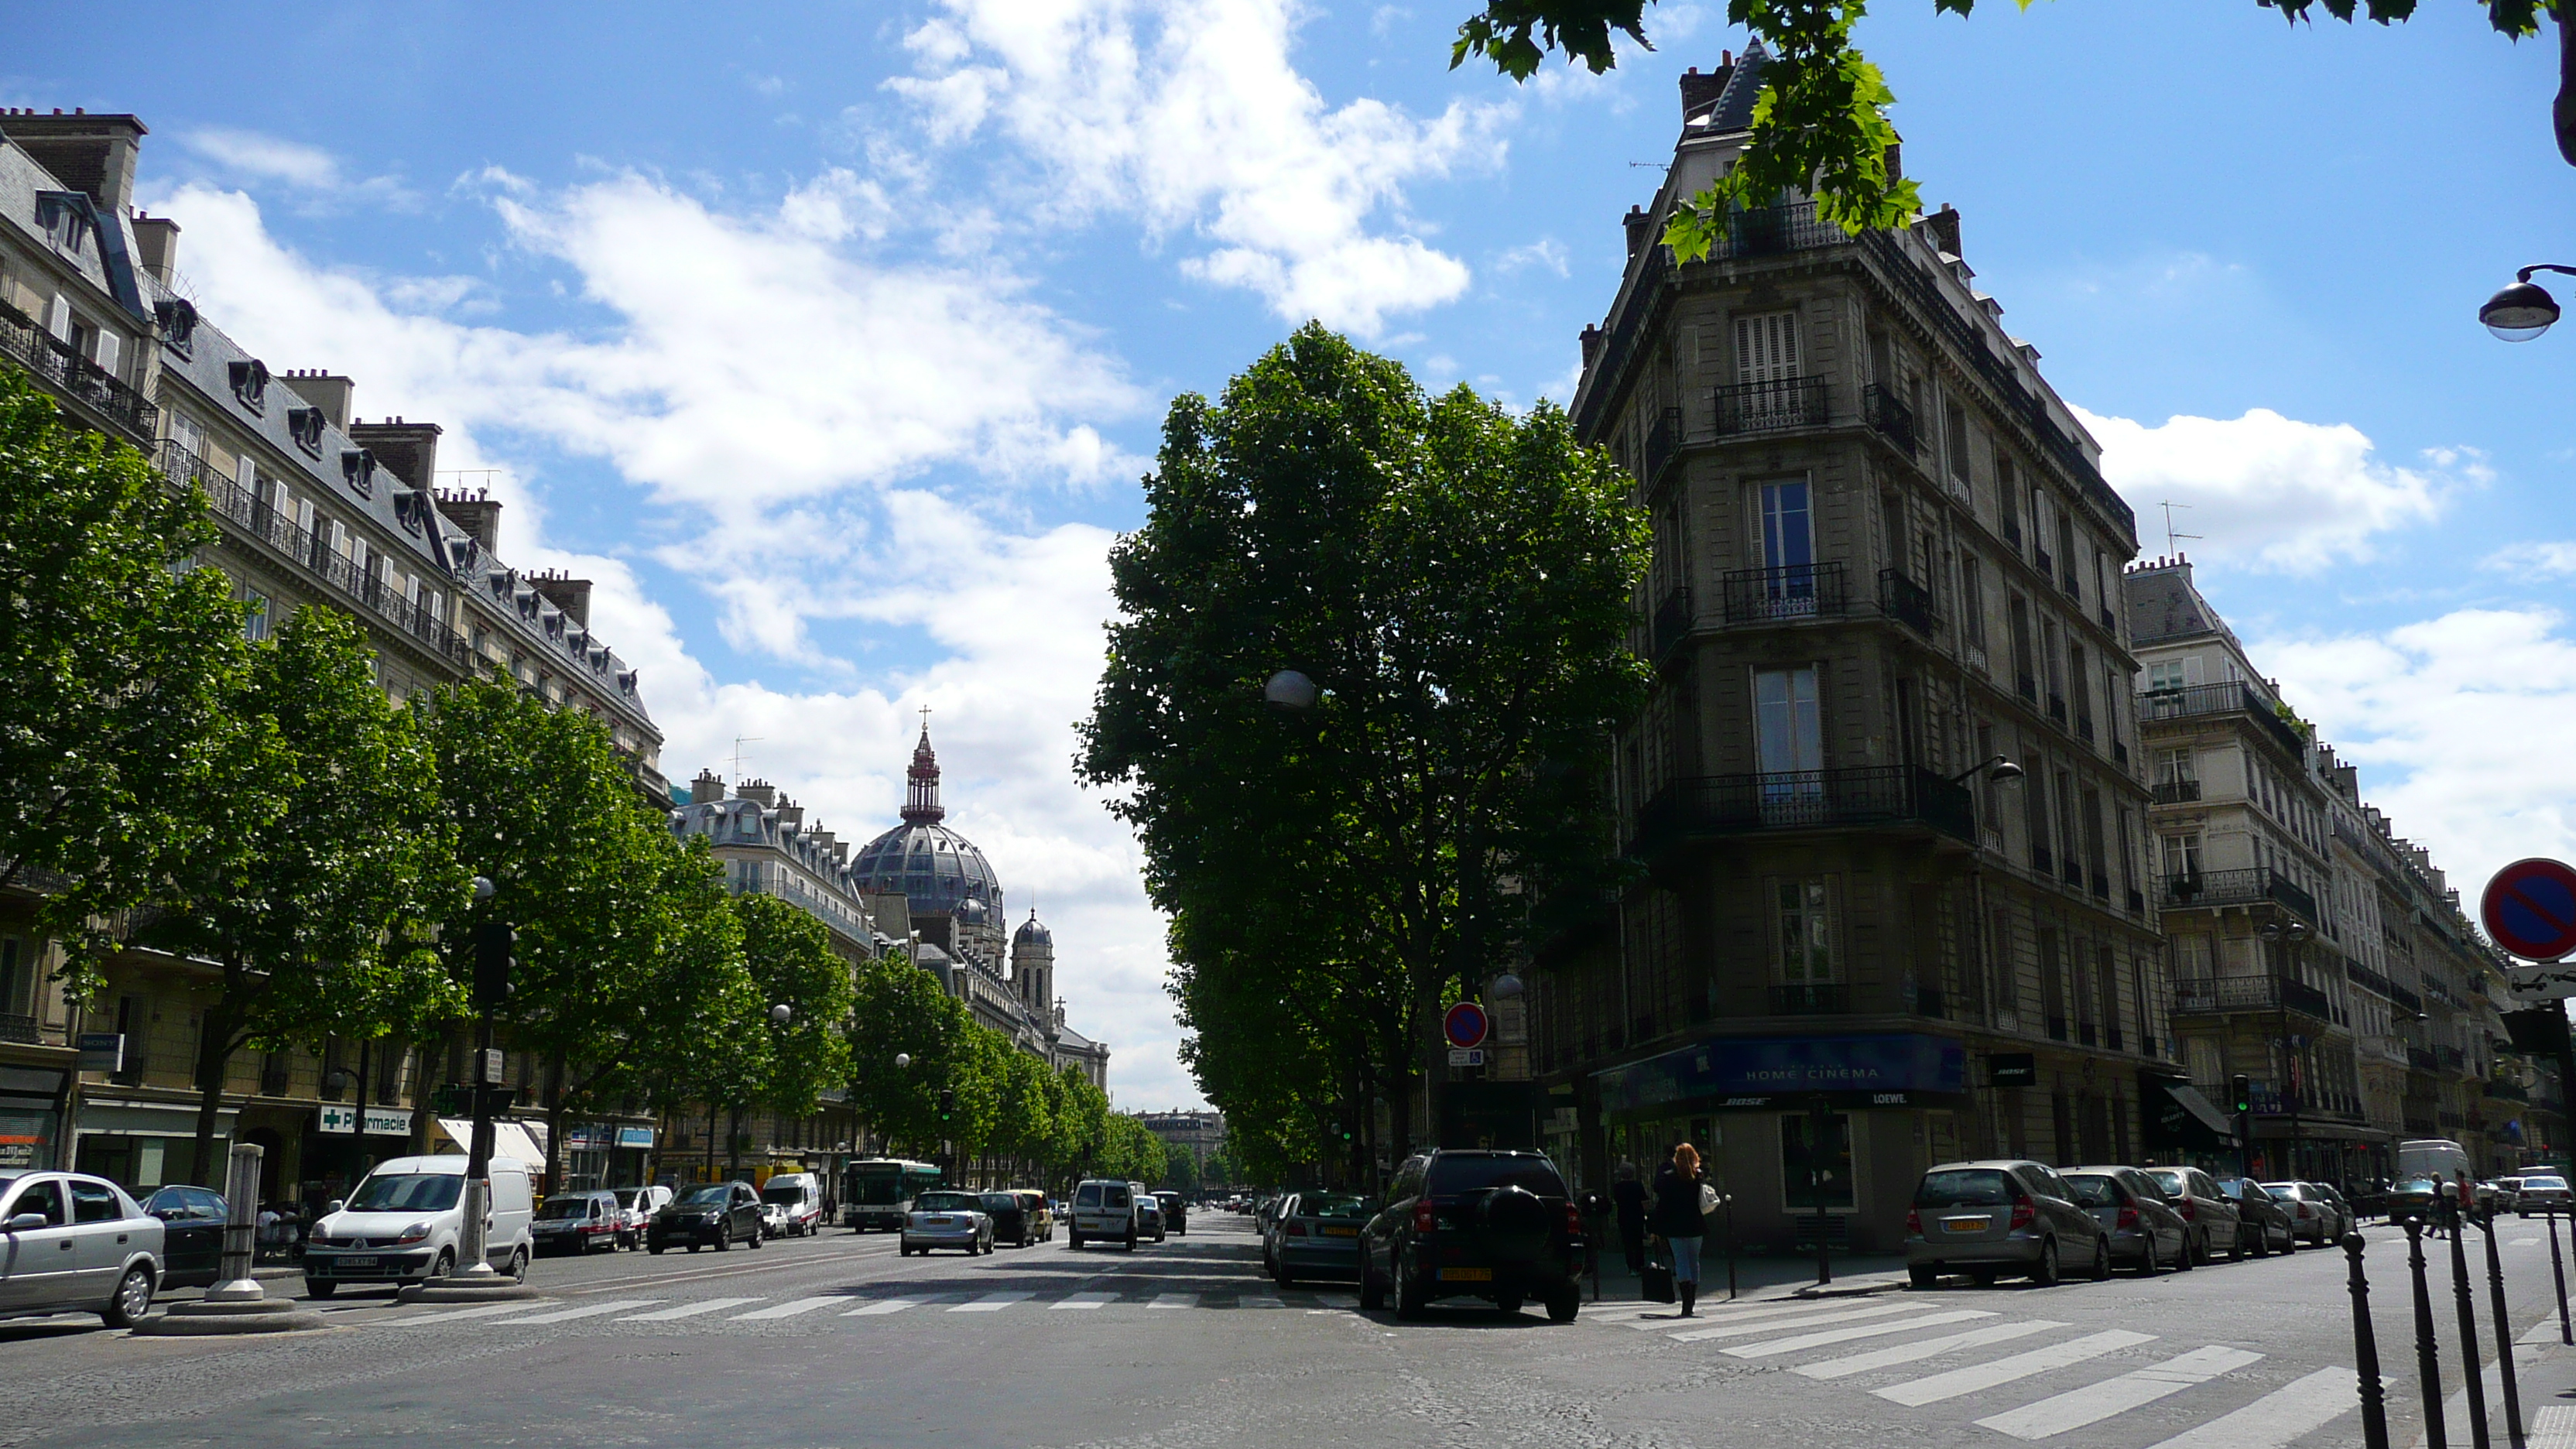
[1595, 1034, 1967, 1118]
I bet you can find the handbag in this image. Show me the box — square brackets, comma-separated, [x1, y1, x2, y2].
[1641, 1242, 1677, 1303]
[1699, 1182, 1720, 1217]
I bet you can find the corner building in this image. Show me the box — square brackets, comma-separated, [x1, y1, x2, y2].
[1539, 52, 2169, 1253]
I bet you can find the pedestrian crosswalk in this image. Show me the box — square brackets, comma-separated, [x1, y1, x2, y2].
[372, 1285, 1362, 1332]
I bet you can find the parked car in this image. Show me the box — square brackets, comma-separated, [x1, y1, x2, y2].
[2261, 1182, 2340, 1246]
[1358, 1149, 1584, 1322]
[1, 1170, 165, 1328]
[1270, 1190, 1372, 1286]
[760, 1173, 826, 1238]
[304, 1154, 535, 1295]
[900, 1190, 993, 1256]
[609, 1185, 670, 1249]
[2309, 1182, 2355, 1236]
[2517, 1173, 2574, 1217]
[2384, 1177, 2441, 1222]
[2218, 1177, 2295, 1255]
[140, 1184, 231, 1290]
[2140, 1166, 2242, 1264]
[1903, 1160, 2111, 1287]
[649, 1181, 766, 1254]
[1155, 1190, 1188, 1236]
[2064, 1168, 2191, 1276]
[1069, 1179, 1141, 1251]
[531, 1190, 624, 1256]
[981, 1190, 1044, 1248]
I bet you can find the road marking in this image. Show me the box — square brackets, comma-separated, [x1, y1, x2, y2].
[842, 1298, 923, 1316]
[2516, 1238, 2543, 1246]
[1974, 1344, 2264, 1439]
[1797, 1320, 2067, 1380]
[1669, 1301, 1930, 1344]
[1723, 1309, 1997, 1358]
[2138, 1366, 2365, 1449]
[1874, 1329, 2157, 1406]
[1053, 1292, 1119, 1310]
[1148, 1293, 1199, 1310]
[492, 1300, 659, 1325]
[2531, 1405, 2576, 1449]
[1235, 1293, 1288, 1310]
[731, 1296, 844, 1321]
[621, 1298, 761, 1321]
[1627, 1297, 1881, 1331]
[950, 1292, 1035, 1312]
[385, 1300, 562, 1326]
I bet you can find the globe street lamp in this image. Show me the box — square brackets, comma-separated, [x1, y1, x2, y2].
[1948, 755, 2025, 785]
[2480, 265, 2576, 341]
[1264, 669, 1321, 711]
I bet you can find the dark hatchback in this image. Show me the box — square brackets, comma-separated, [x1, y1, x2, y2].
[2217, 1177, 2296, 1255]
[982, 1191, 1044, 1248]
[1359, 1149, 1584, 1323]
[648, 1181, 766, 1253]
[141, 1184, 231, 1289]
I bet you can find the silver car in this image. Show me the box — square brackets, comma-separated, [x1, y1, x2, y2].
[2142, 1165, 2243, 1264]
[899, 1190, 992, 1256]
[2261, 1182, 2340, 1245]
[1905, 1160, 2111, 1287]
[2064, 1168, 2191, 1276]
[0, 1170, 166, 1328]
[2517, 1173, 2574, 1218]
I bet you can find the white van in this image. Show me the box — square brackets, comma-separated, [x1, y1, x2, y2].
[2399, 1139, 2472, 1187]
[1067, 1178, 1140, 1252]
[302, 1154, 535, 1297]
[760, 1173, 825, 1237]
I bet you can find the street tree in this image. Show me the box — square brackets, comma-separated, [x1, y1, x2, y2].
[1449, 0, 2573, 260]
[844, 950, 979, 1158]
[1081, 324, 1648, 1176]
[118, 606, 471, 1177]
[735, 893, 858, 1122]
[0, 371, 251, 936]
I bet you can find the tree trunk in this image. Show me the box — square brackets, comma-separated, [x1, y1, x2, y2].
[191, 958, 243, 1190]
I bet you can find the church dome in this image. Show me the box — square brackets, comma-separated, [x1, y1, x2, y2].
[851, 723, 1003, 919]
[1014, 911, 1052, 948]
[957, 896, 989, 927]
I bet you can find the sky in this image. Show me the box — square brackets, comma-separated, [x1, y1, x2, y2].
[15, 0, 2576, 1109]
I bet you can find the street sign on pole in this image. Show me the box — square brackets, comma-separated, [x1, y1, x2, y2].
[2482, 858, 2576, 961]
[1443, 1001, 1489, 1051]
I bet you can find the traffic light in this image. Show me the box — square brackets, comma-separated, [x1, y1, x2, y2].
[2228, 1074, 2252, 1115]
[471, 922, 515, 1012]
[938, 1088, 955, 1122]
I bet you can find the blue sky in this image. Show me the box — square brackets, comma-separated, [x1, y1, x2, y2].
[16, 0, 2576, 1108]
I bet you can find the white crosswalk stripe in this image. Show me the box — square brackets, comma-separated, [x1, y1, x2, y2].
[1796, 1319, 2067, 1380]
[1625, 1297, 1875, 1332]
[950, 1292, 1035, 1312]
[1973, 1344, 2263, 1440]
[1053, 1292, 1119, 1310]
[1670, 1301, 1934, 1344]
[730, 1296, 844, 1321]
[841, 1297, 926, 1316]
[386, 1300, 562, 1326]
[2138, 1366, 2365, 1449]
[1148, 1293, 1199, 1310]
[622, 1297, 761, 1321]
[1236, 1293, 1288, 1310]
[1874, 1329, 2158, 1406]
[493, 1300, 658, 1325]
[1722, 1309, 1997, 1359]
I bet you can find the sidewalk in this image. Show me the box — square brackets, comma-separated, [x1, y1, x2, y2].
[1580, 1245, 1909, 1306]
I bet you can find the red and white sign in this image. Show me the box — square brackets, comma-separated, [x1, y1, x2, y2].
[2482, 858, 2576, 961]
[1442, 1001, 1489, 1050]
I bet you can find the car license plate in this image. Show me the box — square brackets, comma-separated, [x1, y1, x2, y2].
[1322, 1225, 1358, 1237]
[1438, 1266, 1492, 1282]
[1944, 1218, 1989, 1233]
[341, 1255, 379, 1268]
[926, 1217, 951, 1225]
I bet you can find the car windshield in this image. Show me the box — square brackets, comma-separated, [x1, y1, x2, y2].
[2062, 1175, 2119, 1208]
[1913, 1170, 2014, 1208]
[916, 1193, 980, 1213]
[345, 1173, 462, 1213]
[536, 1197, 598, 1220]
[2395, 1178, 2434, 1193]
[2529, 1177, 2570, 1191]
[1424, 1156, 1567, 1197]
[1297, 1193, 1373, 1220]
[679, 1185, 733, 1206]
[761, 1185, 806, 1205]
[2261, 1184, 2300, 1200]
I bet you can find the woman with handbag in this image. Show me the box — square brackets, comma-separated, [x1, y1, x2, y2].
[1648, 1142, 1710, 1317]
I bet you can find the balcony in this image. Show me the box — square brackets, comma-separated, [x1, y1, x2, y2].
[2112, 741, 2130, 766]
[1631, 766, 1976, 857]
[1714, 199, 1848, 259]
[1643, 406, 1682, 488]
[1878, 568, 1938, 638]
[2438, 1046, 2467, 1072]
[2171, 974, 2336, 1020]
[2488, 1081, 2531, 1104]
[2047, 1016, 2068, 1042]
[2152, 779, 2202, 805]
[2099, 605, 2119, 633]
[2160, 866, 2317, 921]
[0, 299, 158, 441]
[2002, 516, 2023, 550]
[0, 1012, 36, 1045]
[2060, 856, 2085, 888]
[1713, 375, 1828, 435]
[1653, 584, 1694, 661]
[2407, 1046, 2440, 1074]
[1862, 383, 1917, 454]
[2136, 681, 2310, 760]
[1769, 983, 1850, 1015]
[2075, 713, 2095, 744]
[2047, 692, 2067, 725]
[1721, 561, 1850, 624]
[2089, 869, 2111, 899]
[2015, 672, 2038, 706]
[2126, 888, 2146, 913]
[2034, 844, 2055, 875]
[2034, 543, 2055, 578]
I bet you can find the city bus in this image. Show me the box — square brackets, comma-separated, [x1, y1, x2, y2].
[843, 1158, 941, 1231]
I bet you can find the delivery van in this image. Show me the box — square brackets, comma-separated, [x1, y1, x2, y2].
[301, 1154, 536, 1296]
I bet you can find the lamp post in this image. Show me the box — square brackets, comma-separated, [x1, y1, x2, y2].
[2480, 265, 2576, 341]
[2263, 918, 2314, 1178]
[1947, 755, 2026, 786]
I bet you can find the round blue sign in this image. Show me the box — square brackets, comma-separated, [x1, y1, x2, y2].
[2482, 858, 2576, 961]
[1443, 1001, 1488, 1050]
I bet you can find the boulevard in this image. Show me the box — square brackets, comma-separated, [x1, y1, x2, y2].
[5, 1212, 2573, 1447]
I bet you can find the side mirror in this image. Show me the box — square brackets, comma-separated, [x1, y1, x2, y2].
[5, 1212, 47, 1233]
[324, 1201, 345, 1214]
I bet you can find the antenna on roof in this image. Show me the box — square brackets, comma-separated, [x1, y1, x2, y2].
[730, 735, 763, 776]
[2158, 501, 2202, 556]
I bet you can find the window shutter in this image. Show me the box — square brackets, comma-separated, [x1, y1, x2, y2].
[1735, 311, 1800, 385]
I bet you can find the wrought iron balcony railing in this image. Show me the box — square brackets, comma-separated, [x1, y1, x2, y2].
[1878, 568, 1937, 637]
[0, 1012, 37, 1045]
[1712, 375, 1828, 435]
[1862, 383, 1916, 454]
[0, 299, 159, 440]
[1768, 983, 1849, 1016]
[2153, 779, 2201, 804]
[1721, 562, 1849, 624]
[2160, 866, 2318, 921]
[2136, 681, 2310, 759]
[2171, 974, 2335, 1019]
[1632, 766, 1976, 856]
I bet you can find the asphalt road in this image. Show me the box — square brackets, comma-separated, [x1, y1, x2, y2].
[5, 1210, 2574, 1448]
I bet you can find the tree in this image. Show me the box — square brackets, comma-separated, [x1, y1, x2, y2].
[122, 606, 469, 1178]
[1450, 0, 2572, 260]
[0, 370, 250, 939]
[734, 892, 858, 1125]
[1162, 1143, 1201, 1195]
[844, 950, 981, 1160]
[1081, 324, 1648, 1180]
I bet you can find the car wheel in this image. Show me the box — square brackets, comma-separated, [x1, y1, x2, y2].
[2249, 1227, 2268, 1259]
[1359, 1252, 1388, 1311]
[307, 1279, 337, 1298]
[1395, 1248, 1430, 1318]
[1123, 1231, 1137, 1254]
[2177, 1235, 2196, 1272]
[2226, 1228, 2243, 1262]
[1545, 1285, 1579, 1323]
[510, 1249, 529, 1284]
[2030, 1238, 2061, 1287]
[717, 1225, 733, 1252]
[2133, 1238, 2159, 1277]
[1276, 1266, 1297, 1288]
[1910, 1265, 1940, 1290]
[101, 1264, 156, 1329]
[1494, 1290, 1524, 1316]
[749, 1227, 765, 1250]
[650, 1243, 666, 1255]
[2092, 1238, 2113, 1281]
[1069, 1230, 1084, 1249]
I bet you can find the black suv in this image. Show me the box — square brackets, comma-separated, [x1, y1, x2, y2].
[1359, 1149, 1584, 1322]
[648, 1180, 766, 1253]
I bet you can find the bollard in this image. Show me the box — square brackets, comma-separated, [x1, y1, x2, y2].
[2449, 1214, 2494, 1449]
[2548, 1207, 2571, 1347]
[132, 1141, 323, 1334]
[2345, 1231, 2394, 1449]
[2408, 1218, 2451, 1449]
[2477, 1211, 2527, 1449]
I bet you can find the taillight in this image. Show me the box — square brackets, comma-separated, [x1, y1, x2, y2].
[2116, 1205, 2139, 1230]
[1563, 1201, 1583, 1237]
[2178, 1200, 2195, 1221]
[1286, 1220, 1309, 1237]
[2009, 1198, 2034, 1231]
[1906, 1207, 1923, 1235]
[1413, 1201, 1437, 1234]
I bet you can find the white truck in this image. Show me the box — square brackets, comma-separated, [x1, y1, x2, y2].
[2399, 1138, 2472, 1188]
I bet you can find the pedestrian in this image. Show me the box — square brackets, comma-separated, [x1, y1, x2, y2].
[2430, 1173, 2459, 1241]
[1649, 1142, 1710, 1317]
[1612, 1162, 1648, 1276]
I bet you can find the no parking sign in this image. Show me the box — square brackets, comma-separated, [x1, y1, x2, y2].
[2482, 858, 2576, 961]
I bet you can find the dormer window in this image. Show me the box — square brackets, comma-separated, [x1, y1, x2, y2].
[153, 299, 197, 358]
[229, 359, 269, 414]
[341, 448, 375, 496]
[286, 406, 327, 456]
[392, 490, 429, 536]
[34, 192, 88, 258]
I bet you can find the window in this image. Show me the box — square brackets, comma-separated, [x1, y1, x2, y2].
[1735, 310, 1800, 384]
[0, 937, 23, 1015]
[1775, 879, 1836, 984]
[2145, 660, 2186, 693]
[1959, 557, 1986, 646]
[1758, 480, 1814, 570]
[1753, 666, 1821, 781]
[2157, 748, 2195, 785]
[1944, 399, 1971, 481]
[2161, 833, 2204, 879]
[244, 592, 269, 642]
[1781, 1111, 1854, 1211]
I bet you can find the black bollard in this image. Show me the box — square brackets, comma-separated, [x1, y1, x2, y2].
[2345, 1231, 2394, 1449]
[2549, 1208, 2572, 1347]
[2450, 1214, 2493, 1449]
[2407, 1218, 2450, 1449]
[2477, 1211, 2526, 1449]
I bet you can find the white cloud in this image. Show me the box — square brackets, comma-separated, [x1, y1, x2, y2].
[2483, 541, 2576, 577]
[2076, 406, 2472, 573]
[886, 0, 1508, 334]
[2260, 608, 2576, 900]
[1493, 237, 1569, 277]
[179, 127, 416, 209]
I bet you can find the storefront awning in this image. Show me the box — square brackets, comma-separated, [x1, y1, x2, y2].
[433, 1116, 547, 1166]
[2141, 1075, 2237, 1151]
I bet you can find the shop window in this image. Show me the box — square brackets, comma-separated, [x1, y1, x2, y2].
[1781, 1112, 1854, 1211]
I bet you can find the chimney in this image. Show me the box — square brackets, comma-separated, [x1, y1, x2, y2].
[1679, 63, 1731, 122]
[736, 779, 777, 807]
[279, 371, 356, 432]
[777, 799, 805, 830]
[529, 572, 592, 627]
[433, 488, 501, 553]
[1923, 203, 1962, 259]
[689, 768, 724, 805]
[1622, 205, 1653, 260]
[348, 416, 439, 488]
[132, 213, 179, 284]
[2, 111, 148, 218]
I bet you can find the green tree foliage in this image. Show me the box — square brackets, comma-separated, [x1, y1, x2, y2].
[844, 949, 978, 1156]
[1451, 0, 2571, 259]
[125, 606, 470, 1177]
[734, 893, 858, 1118]
[1161, 1143, 1201, 1195]
[1081, 324, 1648, 1180]
[0, 371, 249, 939]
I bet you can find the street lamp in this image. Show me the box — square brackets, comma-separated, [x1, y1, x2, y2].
[2480, 265, 2576, 341]
[769, 1004, 793, 1026]
[1264, 669, 1320, 711]
[894, 1052, 912, 1070]
[1948, 755, 2025, 785]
